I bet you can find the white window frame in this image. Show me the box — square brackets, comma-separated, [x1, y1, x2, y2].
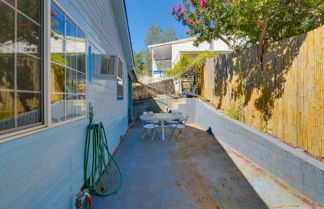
[0, 0, 88, 142]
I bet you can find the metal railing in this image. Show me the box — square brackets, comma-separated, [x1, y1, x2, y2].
[152, 60, 172, 70]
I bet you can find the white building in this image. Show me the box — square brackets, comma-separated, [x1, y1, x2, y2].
[148, 37, 232, 83]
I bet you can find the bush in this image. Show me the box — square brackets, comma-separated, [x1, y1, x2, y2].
[166, 51, 217, 78]
[226, 104, 242, 120]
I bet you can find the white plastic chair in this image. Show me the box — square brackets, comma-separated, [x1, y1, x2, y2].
[140, 117, 160, 141]
[169, 116, 189, 138]
[165, 111, 182, 126]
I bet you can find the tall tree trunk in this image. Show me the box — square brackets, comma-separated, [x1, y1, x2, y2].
[217, 35, 237, 51]
[258, 16, 270, 70]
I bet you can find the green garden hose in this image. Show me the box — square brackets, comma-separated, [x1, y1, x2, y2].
[83, 121, 122, 198]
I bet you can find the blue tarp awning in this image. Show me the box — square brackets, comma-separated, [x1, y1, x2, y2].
[153, 70, 164, 74]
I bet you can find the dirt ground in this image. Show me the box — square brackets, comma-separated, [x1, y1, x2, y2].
[171, 125, 268, 209]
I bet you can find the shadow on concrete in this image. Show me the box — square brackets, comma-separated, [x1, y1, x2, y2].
[94, 122, 269, 209]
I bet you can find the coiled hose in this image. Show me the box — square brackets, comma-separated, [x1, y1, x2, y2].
[84, 121, 122, 198]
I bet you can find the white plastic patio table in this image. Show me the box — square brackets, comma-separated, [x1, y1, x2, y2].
[140, 113, 185, 141]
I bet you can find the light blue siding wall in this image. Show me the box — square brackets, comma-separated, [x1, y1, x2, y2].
[0, 0, 130, 208]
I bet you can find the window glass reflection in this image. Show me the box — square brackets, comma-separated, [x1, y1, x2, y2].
[0, 2, 15, 46]
[0, 0, 43, 134]
[51, 32, 65, 64]
[76, 95, 86, 117]
[51, 2, 65, 35]
[76, 26, 86, 72]
[66, 68, 76, 93]
[17, 54, 40, 91]
[77, 54, 86, 73]
[65, 94, 77, 120]
[66, 16, 77, 69]
[51, 93, 65, 123]
[16, 92, 41, 127]
[17, 14, 41, 57]
[0, 47, 14, 89]
[0, 91, 15, 132]
[66, 53, 77, 70]
[76, 25, 85, 39]
[50, 2, 65, 64]
[118, 58, 123, 79]
[117, 83, 123, 98]
[17, 0, 40, 23]
[77, 72, 86, 94]
[51, 63, 65, 93]
[100, 56, 115, 75]
[117, 58, 123, 98]
[66, 16, 76, 39]
[50, 1, 87, 124]
[100, 56, 108, 74]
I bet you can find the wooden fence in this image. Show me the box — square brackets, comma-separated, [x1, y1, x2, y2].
[202, 26, 324, 157]
[133, 79, 175, 101]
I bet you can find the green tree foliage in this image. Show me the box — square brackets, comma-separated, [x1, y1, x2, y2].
[134, 51, 144, 76]
[164, 27, 177, 42]
[167, 54, 194, 77]
[144, 25, 164, 46]
[226, 103, 242, 120]
[0, 1, 41, 46]
[51, 54, 66, 93]
[143, 51, 152, 77]
[167, 51, 217, 78]
[0, 3, 14, 44]
[171, 0, 323, 61]
[145, 25, 178, 46]
[134, 50, 152, 77]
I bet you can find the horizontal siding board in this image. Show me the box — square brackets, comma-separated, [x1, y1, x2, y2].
[28, 165, 74, 209]
[0, 132, 81, 190]
[44, 183, 72, 209]
[0, 120, 88, 168]
[0, 150, 72, 208]
[0, 0, 131, 209]
[6, 162, 70, 209]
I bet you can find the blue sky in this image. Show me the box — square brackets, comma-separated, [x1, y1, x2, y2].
[125, 0, 189, 52]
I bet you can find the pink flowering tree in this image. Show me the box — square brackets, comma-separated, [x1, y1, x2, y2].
[171, 0, 323, 61]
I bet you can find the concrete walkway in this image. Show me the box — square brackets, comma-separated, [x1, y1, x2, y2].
[94, 122, 318, 209]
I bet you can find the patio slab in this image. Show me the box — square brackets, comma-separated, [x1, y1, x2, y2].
[94, 122, 318, 209]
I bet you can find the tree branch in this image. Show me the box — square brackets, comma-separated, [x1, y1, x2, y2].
[258, 16, 269, 47]
[216, 35, 238, 52]
[257, 15, 270, 69]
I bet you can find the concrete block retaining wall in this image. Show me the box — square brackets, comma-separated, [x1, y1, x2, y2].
[177, 98, 324, 206]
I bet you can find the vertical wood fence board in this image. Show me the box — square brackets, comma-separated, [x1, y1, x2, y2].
[202, 26, 324, 157]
